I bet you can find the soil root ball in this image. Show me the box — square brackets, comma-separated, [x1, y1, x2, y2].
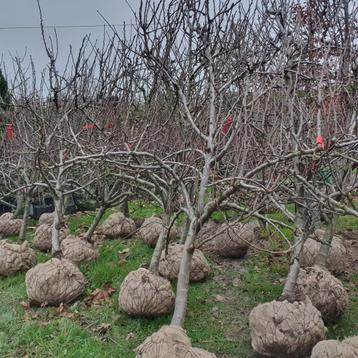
[0, 213, 14, 222]
[90, 230, 106, 242]
[61, 236, 98, 265]
[0, 240, 36, 276]
[138, 216, 178, 247]
[301, 230, 346, 275]
[33, 224, 69, 252]
[197, 219, 253, 258]
[25, 258, 86, 306]
[195, 220, 219, 248]
[159, 243, 209, 282]
[0, 217, 23, 237]
[296, 266, 348, 323]
[38, 212, 55, 226]
[311, 336, 358, 358]
[249, 297, 326, 357]
[135, 325, 217, 358]
[100, 212, 136, 239]
[118, 268, 175, 317]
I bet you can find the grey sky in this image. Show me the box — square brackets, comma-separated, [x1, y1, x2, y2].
[0, 0, 140, 78]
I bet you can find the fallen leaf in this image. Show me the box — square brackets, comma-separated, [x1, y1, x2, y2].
[40, 320, 50, 326]
[20, 301, 30, 310]
[94, 323, 112, 334]
[54, 304, 76, 319]
[118, 248, 130, 255]
[85, 284, 115, 306]
[126, 332, 136, 340]
[56, 303, 65, 315]
[118, 258, 127, 265]
[214, 294, 226, 302]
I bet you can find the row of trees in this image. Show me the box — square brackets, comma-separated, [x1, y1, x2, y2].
[0, 0, 357, 355]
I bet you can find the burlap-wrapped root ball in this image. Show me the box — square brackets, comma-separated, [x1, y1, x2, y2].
[32, 224, 70, 252]
[0, 212, 14, 222]
[300, 229, 346, 275]
[119, 268, 175, 317]
[38, 212, 55, 226]
[249, 297, 326, 357]
[135, 325, 217, 358]
[158, 244, 209, 282]
[100, 212, 136, 239]
[138, 216, 179, 247]
[0, 240, 36, 276]
[60, 236, 98, 265]
[296, 266, 348, 323]
[197, 219, 252, 258]
[89, 229, 106, 242]
[25, 258, 86, 306]
[0, 217, 23, 237]
[195, 220, 218, 248]
[311, 336, 358, 358]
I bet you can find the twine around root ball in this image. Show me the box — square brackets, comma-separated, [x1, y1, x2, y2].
[25, 258, 87, 306]
[61, 236, 98, 265]
[99, 212, 136, 239]
[0, 240, 36, 276]
[159, 243, 209, 282]
[118, 268, 175, 317]
[296, 265, 349, 323]
[135, 325, 217, 358]
[249, 297, 326, 357]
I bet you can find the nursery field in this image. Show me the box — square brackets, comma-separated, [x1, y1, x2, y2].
[0, 201, 357, 358]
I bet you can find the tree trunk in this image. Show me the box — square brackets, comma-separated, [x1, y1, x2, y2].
[281, 204, 307, 302]
[149, 213, 170, 274]
[19, 193, 31, 241]
[121, 198, 129, 217]
[171, 218, 197, 327]
[315, 215, 337, 268]
[13, 191, 24, 218]
[180, 216, 190, 244]
[86, 205, 106, 240]
[51, 195, 63, 256]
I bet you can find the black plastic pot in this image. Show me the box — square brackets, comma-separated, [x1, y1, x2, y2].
[0, 198, 16, 215]
[73, 193, 97, 211]
[64, 195, 77, 215]
[0, 203, 12, 215]
[29, 197, 55, 219]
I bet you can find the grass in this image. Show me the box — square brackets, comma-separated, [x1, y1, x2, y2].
[0, 202, 357, 357]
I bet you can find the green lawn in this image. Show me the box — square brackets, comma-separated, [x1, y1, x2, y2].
[0, 202, 357, 357]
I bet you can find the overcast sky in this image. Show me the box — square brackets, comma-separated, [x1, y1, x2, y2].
[0, 0, 140, 79]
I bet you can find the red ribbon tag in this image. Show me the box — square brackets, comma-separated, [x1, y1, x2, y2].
[6, 123, 13, 141]
[222, 116, 233, 134]
[316, 135, 324, 147]
[82, 123, 96, 130]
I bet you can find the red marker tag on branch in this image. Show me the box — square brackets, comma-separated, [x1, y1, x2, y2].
[6, 123, 13, 141]
[222, 116, 233, 134]
[316, 135, 324, 149]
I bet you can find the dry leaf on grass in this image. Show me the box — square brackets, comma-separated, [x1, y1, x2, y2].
[20, 301, 30, 310]
[118, 248, 130, 256]
[93, 323, 112, 334]
[85, 284, 115, 306]
[118, 258, 127, 265]
[126, 332, 136, 340]
[214, 294, 227, 302]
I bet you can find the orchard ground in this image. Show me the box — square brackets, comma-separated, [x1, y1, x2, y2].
[0, 201, 357, 358]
